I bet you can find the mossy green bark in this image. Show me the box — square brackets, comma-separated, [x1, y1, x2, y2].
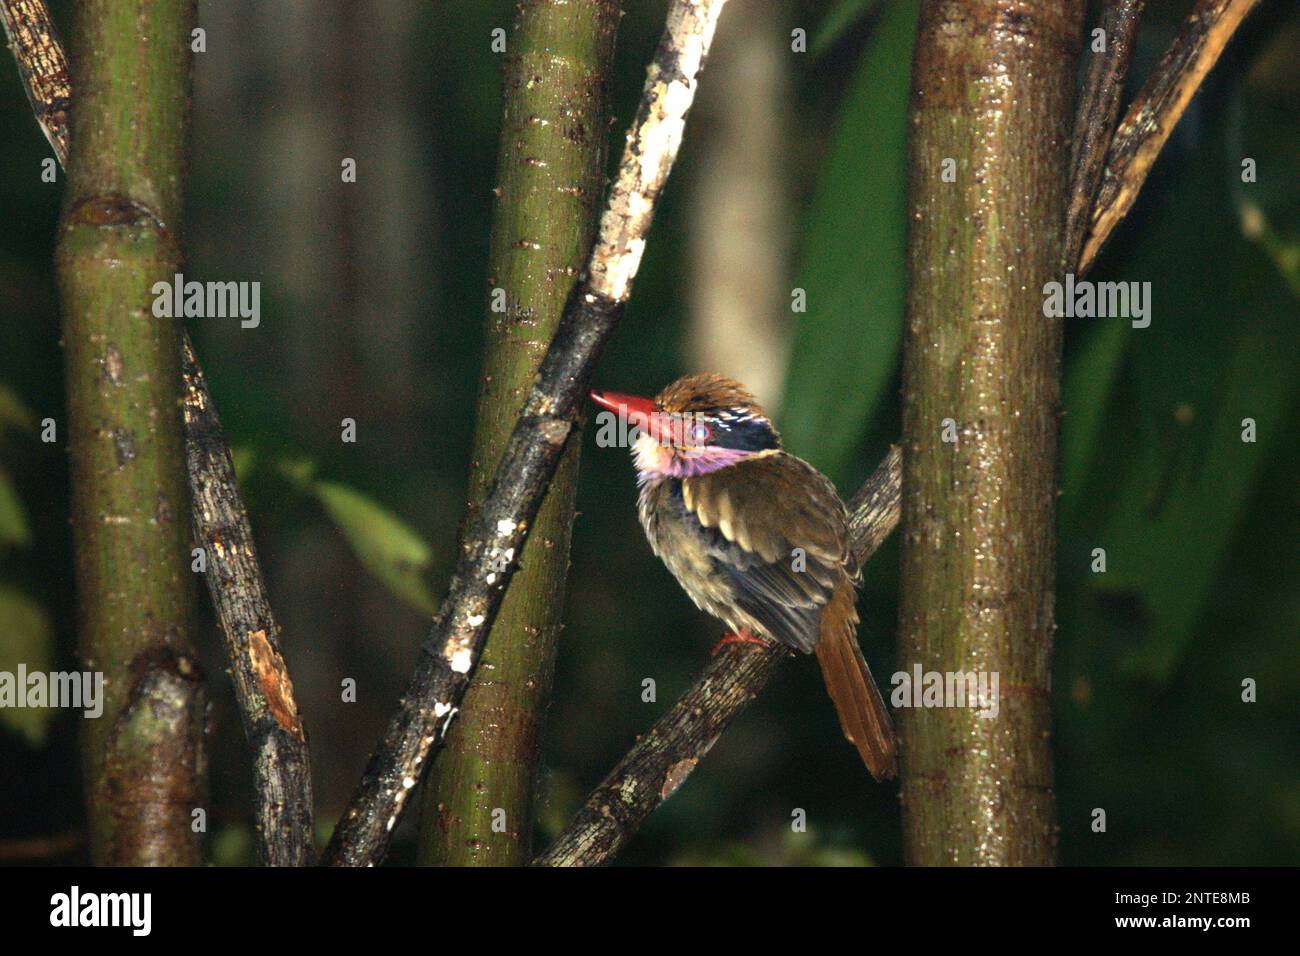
[417, 0, 621, 866]
[899, 0, 1082, 865]
[55, 0, 203, 866]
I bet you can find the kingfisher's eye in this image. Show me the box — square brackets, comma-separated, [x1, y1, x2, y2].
[687, 422, 712, 444]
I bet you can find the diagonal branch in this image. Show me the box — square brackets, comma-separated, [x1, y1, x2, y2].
[1079, 0, 1261, 273]
[322, 0, 732, 867]
[0, 0, 69, 165]
[181, 341, 314, 865]
[3, 0, 313, 866]
[1064, 0, 1144, 273]
[534, 446, 902, 867]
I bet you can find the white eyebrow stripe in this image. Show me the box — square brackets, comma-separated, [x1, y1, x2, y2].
[713, 409, 770, 427]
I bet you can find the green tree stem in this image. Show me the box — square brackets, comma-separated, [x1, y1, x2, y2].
[54, 0, 203, 866]
[898, 0, 1081, 865]
[417, 0, 620, 866]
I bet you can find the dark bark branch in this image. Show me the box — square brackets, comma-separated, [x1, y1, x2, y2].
[182, 341, 315, 866]
[0, 0, 69, 165]
[6, 0, 313, 866]
[323, 0, 732, 867]
[1080, 0, 1261, 273]
[1064, 0, 1143, 273]
[844, 447, 905, 567]
[535, 447, 902, 867]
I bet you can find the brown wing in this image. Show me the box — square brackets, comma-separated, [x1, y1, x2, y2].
[682, 453, 852, 653]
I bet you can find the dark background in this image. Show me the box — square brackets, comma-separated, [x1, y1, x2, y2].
[0, 0, 1296, 865]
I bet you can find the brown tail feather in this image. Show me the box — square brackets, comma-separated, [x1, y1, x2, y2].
[815, 582, 898, 781]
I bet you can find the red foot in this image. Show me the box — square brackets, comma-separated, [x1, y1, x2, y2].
[710, 629, 770, 657]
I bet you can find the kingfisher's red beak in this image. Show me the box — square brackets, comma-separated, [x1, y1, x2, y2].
[590, 390, 674, 442]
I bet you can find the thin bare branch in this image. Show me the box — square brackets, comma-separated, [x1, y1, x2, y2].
[1080, 0, 1261, 272]
[535, 446, 902, 867]
[0, 0, 69, 164]
[182, 341, 315, 865]
[1064, 0, 1144, 273]
[323, 0, 732, 867]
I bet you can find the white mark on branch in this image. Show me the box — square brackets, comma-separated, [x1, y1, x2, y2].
[588, 0, 730, 302]
[439, 707, 459, 738]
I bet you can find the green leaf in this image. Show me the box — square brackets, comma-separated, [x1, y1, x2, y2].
[0, 384, 37, 435]
[210, 824, 256, 867]
[1066, 100, 1299, 680]
[275, 458, 437, 612]
[1062, 318, 1130, 510]
[275, 456, 317, 488]
[1238, 200, 1300, 297]
[780, 0, 916, 485]
[0, 466, 31, 548]
[1101, 299, 1295, 681]
[810, 0, 883, 59]
[311, 481, 438, 615]
[0, 586, 56, 746]
[230, 445, 256, 483]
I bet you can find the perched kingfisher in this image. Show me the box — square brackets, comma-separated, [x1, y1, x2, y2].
[591, 373, 898, 780]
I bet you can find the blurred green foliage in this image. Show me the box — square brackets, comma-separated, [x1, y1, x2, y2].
[278, 458, 439, 615]
[780, 0, 913, 487]
[0, 585, 55, 745]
